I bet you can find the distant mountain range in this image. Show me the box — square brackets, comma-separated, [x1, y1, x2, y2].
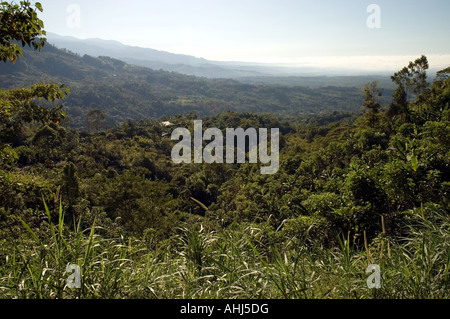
[46, 33, 395, 87]
[46, 32, 277, 79]
[1, 43, 379, 129]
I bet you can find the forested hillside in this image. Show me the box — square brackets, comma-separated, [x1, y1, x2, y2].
[2, 59, 449, 298]
[1, 43, 373, 129]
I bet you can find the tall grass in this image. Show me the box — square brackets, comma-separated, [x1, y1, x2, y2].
[374, 204, 449, 298]
[0, 200, 139, 299]
[0, 202, 448, 299]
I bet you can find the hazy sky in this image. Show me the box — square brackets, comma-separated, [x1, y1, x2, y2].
[38, 0, 450, 71]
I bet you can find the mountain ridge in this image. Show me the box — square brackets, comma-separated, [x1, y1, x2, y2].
[0, 43, 388, 129]
[46, 32, 272, 78]
[46, 33, 396, 81]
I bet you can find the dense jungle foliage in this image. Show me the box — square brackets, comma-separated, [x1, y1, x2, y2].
[0, 1, 448, 299]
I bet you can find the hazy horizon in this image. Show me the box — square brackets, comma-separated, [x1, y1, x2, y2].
[38, 0, 450, 73]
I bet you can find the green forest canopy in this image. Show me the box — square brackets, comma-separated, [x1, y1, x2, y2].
[0, 1, 448, 300]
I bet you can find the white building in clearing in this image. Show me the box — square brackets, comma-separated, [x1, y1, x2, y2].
[160, 121, 175, 127]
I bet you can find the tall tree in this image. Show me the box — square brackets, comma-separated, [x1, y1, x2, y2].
[0, 1, 68, 167]
[362, 81, 383, 128]
[0, 1, 46, 63]
[61, 162, 80, 218]
[389, 55, 429, 122]
[86, 109, 106, 133]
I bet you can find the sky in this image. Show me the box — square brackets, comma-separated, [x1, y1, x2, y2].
[37, 0, 450, 72]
